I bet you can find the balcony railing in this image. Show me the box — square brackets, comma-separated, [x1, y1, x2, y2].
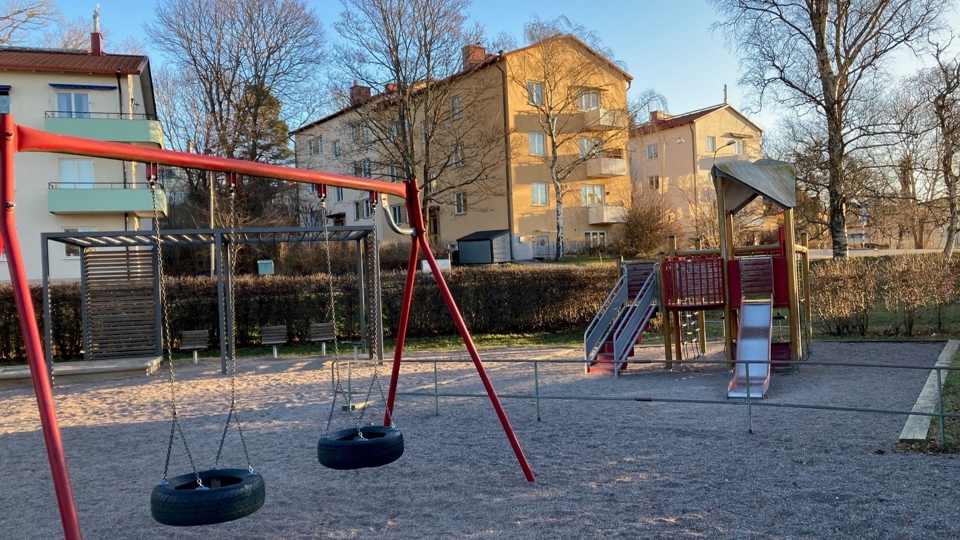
[48, 182, 161, 189]
[44, 111, 158, 120]
[583, 108, 626, 131]
[48, 182, 167, 217]
[585, 149, 626, 178]
[588, 205, 627, 225]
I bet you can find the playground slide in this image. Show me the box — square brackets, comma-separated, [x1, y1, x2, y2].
[727, 298, 772, 398]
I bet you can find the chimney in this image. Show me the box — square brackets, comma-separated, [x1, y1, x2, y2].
[649, 110, 668, 123]
[349, 80, 371, 106]
[462, 43, 486, 71]
[91, 6, 104, 56]
[385, 82, 398, 94]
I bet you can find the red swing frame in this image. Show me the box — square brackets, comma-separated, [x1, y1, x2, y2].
[0, 114, 535, 540]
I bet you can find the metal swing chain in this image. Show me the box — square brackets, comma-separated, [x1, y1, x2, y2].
[150, 172, 202, 487]
[213, 178, 254, 472]
[322, 193, 348, 435]
[355, 195, 394, 432]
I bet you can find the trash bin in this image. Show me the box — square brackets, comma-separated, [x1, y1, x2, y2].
[257, 259, 274, 276]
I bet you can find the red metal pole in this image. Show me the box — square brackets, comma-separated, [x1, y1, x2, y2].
[383, 233, 419, 425]
[406, 188, 536, 482]
[0, 114, 83, 539]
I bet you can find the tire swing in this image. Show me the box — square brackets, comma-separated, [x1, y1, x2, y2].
[148, 170, 265, 526]
[315, 189, 404, 470]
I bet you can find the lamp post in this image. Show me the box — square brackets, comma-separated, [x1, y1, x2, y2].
[713, 139, 736, 165]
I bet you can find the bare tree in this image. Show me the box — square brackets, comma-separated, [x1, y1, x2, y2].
[922, 44, 960, 255]
[510, 16, 630, 260]
[332, 0, 505, 236]
[711, 0, 947, 258]
[0, 0, 52, 45]
[38, 13, 94, 50]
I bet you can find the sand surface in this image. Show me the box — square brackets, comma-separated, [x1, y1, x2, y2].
[1, 341, 959, 539]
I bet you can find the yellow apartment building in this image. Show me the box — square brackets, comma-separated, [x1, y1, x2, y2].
[629, 103, 763, 243]
[292, 35, 632, 260]
[0, 28, 164, 281]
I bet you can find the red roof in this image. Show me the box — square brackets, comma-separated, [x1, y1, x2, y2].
[0, 48, 148, 75]
[632, 104, 727, 136]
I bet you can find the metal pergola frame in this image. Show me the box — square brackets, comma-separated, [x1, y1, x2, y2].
[0, 115, 534, 540]
[40, 225, 381, 374]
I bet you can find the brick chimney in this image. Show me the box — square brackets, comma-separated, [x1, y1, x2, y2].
[349, 80, 371, 106]
[385, 82, 398, 94]
[649, 110, 670, 123]
[91, 6, 104, 56]
[462, 44, 486, 71]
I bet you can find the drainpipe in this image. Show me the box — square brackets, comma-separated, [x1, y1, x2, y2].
[116, 70, 128, 189]
[495, 52, 515, 261]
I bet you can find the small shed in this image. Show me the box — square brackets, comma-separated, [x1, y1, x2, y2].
[457, 229, 511, 264]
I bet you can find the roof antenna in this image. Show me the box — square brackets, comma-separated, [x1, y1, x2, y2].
[93, 4, 100, 33]
[723, 84, 727, 105]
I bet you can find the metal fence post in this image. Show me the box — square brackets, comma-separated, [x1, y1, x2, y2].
[937, 367, 946, 447]
[433, 360, 440, 416]
[534, 361, 541, 422]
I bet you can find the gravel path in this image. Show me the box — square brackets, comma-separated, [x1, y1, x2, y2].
[1, 341, 957, 539]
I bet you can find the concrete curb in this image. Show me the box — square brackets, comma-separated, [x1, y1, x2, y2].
[899, 339, 959, 442]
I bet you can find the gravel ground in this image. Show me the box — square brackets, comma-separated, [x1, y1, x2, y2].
[1, 341, 957, 539]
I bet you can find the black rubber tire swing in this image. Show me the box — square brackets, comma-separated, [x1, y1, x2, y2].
[151, 469, 265, 527]
[318, 425, 404, 470]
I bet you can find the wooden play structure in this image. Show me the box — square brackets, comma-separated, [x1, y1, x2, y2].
[586, 159, 812, 389]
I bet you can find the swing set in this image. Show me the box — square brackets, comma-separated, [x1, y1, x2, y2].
[0, 114, 535, 540]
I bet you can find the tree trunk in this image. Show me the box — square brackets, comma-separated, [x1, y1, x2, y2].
[943, 157, 958, 256]
[553, 179, 564, 260]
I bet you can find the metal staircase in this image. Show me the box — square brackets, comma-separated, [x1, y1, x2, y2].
[584, 261, 659, 376]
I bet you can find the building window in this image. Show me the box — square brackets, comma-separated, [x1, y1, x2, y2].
[56, 92, 89, 118]
[63, 227, 96, 258]
[421, 121, 428, 145]
[578, 90, 600, 111]
[454, 192, 467, 215]
[706, 136, 716, 152]
[529, 132, 546, 156]
[581, 185, 603, 207]
[649, 175, 660, 190]
[0, 87, 9, 114]
[734, 140, 747, 155]
[60, 159, 94, 188]
[532, 182, 548, 206]
[354, 199, 373, 220]
[390, 203, 408, 224]
[428, 173, 437, 194]
[333, 140, 341, 158]
[452, 144, 464, 168]
[387, 165, 403, 182]
[527, 81, 544, 105]
[353, 159, 372, 178]
[579, 137, 601, 158]
[334, 186, 344, 202]
[585, 231, 606, 248]
[307, 138, 317, 156]
[647, 144, 658, 159]
[451, 95, 463, 120]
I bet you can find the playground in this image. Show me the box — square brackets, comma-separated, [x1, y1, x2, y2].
[1, 341, 958, 539]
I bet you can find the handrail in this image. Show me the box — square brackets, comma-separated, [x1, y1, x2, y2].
[47, 182, 155, 189]
[611, 269, 658, 372]
[584, 269, 627, 364]
[44, 111, 158, 120]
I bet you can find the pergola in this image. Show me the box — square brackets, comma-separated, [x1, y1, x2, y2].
[40, 226, 382, 374]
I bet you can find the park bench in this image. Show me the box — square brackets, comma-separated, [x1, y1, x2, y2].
[309, 323, 336, 356]
[181, 330, 209, 365]
[261, 325, 287, 358]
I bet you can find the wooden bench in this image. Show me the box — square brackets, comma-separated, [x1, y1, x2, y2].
[309, 323, 336, 356]
[261, 326, 287, 358]
[181, 330, 209, 365]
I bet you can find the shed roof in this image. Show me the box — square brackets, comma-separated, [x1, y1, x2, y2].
[457, 229, 510, 242]
[712, 159, 796, 214]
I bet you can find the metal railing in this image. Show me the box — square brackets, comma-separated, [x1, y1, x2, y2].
[48, 182, 158, 190]
[611, 270, 658, 373]
[328, 355, 960, 447]
[583, 269, 627, 365]
[44, 111, 158, 120]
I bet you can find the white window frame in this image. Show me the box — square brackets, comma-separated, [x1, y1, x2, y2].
[527, 81, 544, 105]
[59, 159, 95, 189]
[647, 144, 658, 160]
[579, 137, 601, 159]
[390, 203, 407, 224]
[451, 95, 463, 120]
[705, 136, 716, 153]
[649, 175, 660, 191]
[531, 182, 548, 206]
[428, 173, 437, 195]
[62, 227, 96, 258]
[334, 186, 344, 202]
[585, 230, 606, 248]
[452, 144, 464, 168]
[387, 165, 403, 183]
[581, 185, 604, 207]
[454, 192, 467, 215]
[333, 140, 341, 158]
[307, 139, 316, 156]
[734, 140, 747, 155]
[56, 91, 89, 118]
[353, 199, 373, 220]
[529, 132, 546, 156]
[577, 90, 600, 111]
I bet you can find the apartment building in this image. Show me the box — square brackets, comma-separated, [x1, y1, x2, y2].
[292, 35, 632, 260]
[629, 103, 763, 241]
[0, 28, 164, 281]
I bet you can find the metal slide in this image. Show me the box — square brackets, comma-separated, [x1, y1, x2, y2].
[727, 298, 773, 398]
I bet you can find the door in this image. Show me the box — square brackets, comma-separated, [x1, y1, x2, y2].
[534, 235, 550, 259]
[428, 206, 440, 245]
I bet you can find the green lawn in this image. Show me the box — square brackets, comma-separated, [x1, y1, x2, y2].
[926, 346, 960, 452]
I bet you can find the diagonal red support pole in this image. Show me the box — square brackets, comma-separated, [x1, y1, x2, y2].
[383, 233, 419, 425]
[406, 182, 535, 482]
[0, 114, 83, 539]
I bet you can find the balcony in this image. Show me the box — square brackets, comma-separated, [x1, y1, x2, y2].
[588, 205, 626, 225]
[43, 111, 164, 148]
[585, 149, 627, 178]
[582, 108, 626, 131]
[48, 182, 167, 218]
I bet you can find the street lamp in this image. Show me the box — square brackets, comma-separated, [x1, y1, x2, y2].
[712, 139, 736, 165]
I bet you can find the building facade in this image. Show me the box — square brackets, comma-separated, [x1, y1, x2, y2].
[0, 30, 165, 281]
[629, 104, 763, 242]
[292, 35, 632, 260]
